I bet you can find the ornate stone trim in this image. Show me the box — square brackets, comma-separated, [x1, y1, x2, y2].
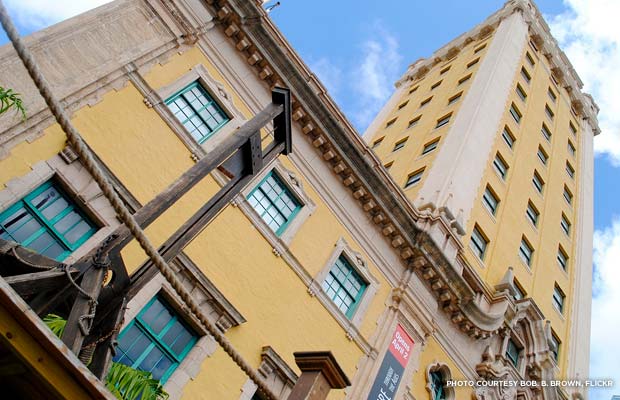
[239, 346, 298, 400]
[425, 362, 456, 400]
[309, 237, 380, 330]
[208, 0, 511, 339]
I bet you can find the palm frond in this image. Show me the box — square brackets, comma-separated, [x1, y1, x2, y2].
[43, 314, 67, 338]
[105, 362, 169, 400]
[0, 86, 26, 120]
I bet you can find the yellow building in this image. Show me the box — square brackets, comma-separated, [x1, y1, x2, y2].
[0, 1, 597, 400]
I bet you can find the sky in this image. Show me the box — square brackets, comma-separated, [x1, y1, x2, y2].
[0, 0, 618, 398]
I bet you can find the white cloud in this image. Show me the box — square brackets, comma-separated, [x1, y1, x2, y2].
[589, 218, 620, 399]
[308, 57, 343, 97]
[350, 22, 403, 130]
[5, 0, 112, 31]
[548, 0, 620, 165]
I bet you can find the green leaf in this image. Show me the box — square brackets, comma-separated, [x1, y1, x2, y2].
[105, 362, 169, 400]
[0, 86, 27, 120]
[43, 314, 67, 338]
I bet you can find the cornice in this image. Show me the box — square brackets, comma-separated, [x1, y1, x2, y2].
[213, 0, 511, 339]
[395, 0, 600, 135]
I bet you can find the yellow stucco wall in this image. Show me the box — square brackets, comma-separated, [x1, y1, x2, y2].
[0, 45, 392, 399]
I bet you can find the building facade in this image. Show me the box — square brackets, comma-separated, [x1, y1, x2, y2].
[0, 0, 597, 400]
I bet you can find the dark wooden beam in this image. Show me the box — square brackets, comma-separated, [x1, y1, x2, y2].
[5, 269, 78, 298]
[88, 296, 127, 379]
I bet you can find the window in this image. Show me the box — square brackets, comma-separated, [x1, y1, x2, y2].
[553, 284, 565, 313]
[430, 371, 446, 400]
[467, 58, 480, 68]
[458, 74, 472, 85]
[519, 237, 534, 266]
[529, 39, 539, 52]
[371, 136, 384, 149]
[322, 256, 367, 318]
[398, 100, 409, 110]
[502, 126, 516, 149]
[509, 103, 522, 124]
[166, 82, 229, 144]
[551, 73, 560, 85]
[541, 123, 552, 142]
[516, 84, 527, 102]
[470, 225, 488, 260]
[563, 186, 573, 205]
[114, 296, 198, 383]
[385, 117, 397, 128]
[568, 140, 576, 157]
[566, 162, 575, 179]
[409, 85, 419, 94]
[384, 161, 393, 170]
[513, 280, 526, 301]
[526, 52, 535, 66]
[393, 137, 408, 151]
[526, 201, 539, 227]
[548, 87, 557, 102]
[550, 331, 561, 362]
[405, 168, 425, 188]
[537, 146, 548, 165]
[0, 181, 96, 261]
[440, 65, 451, 75]
[448, 92, 462, 105]
[474, 43, 487, 53]
[247, 171, 301, 235]
[422, 138, 440, 155]
[506, 339, 520, 367]
[569, 121, 577, 136]
[561, 214, 571, 236]
[483, 186, 499, 215]
[430, 80, 442, 90]
[493, 153, 508, 180]
[557, 246, 568, 271]
[408, 116, 421, 128]
[532, 171, 544, 194]
[420, 96, 433, 108]
[435, 113, 452, 129]
[521, 67, 531, 83]
[545, 104, 555, 120]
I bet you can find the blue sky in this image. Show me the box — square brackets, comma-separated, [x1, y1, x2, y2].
[1, 0, 618, 398]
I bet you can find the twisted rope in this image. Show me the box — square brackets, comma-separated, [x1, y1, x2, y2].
[0, 3, 277, 399]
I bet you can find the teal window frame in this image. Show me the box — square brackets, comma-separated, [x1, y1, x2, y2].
[114, 296, 198, 384]
[165, 81, 229, 144]
[0, 180, 96, 261]
[430, 371, 445, 400]
[322, 255, 368, 319]
[247, 171, 302, 236]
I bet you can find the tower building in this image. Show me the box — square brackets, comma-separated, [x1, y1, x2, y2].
[364, 0, 598, 395]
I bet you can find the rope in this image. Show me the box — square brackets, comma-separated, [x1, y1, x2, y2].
[0, 3, 278, 399]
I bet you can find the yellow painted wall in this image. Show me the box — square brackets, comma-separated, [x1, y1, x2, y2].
[0, 45, 392, 399]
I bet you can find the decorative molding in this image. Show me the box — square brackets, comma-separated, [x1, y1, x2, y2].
[310, 237, 380, 331]
[425, 362, 456, 400]
[214, 0, 513, 339]
[238, 159, 316, 245]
